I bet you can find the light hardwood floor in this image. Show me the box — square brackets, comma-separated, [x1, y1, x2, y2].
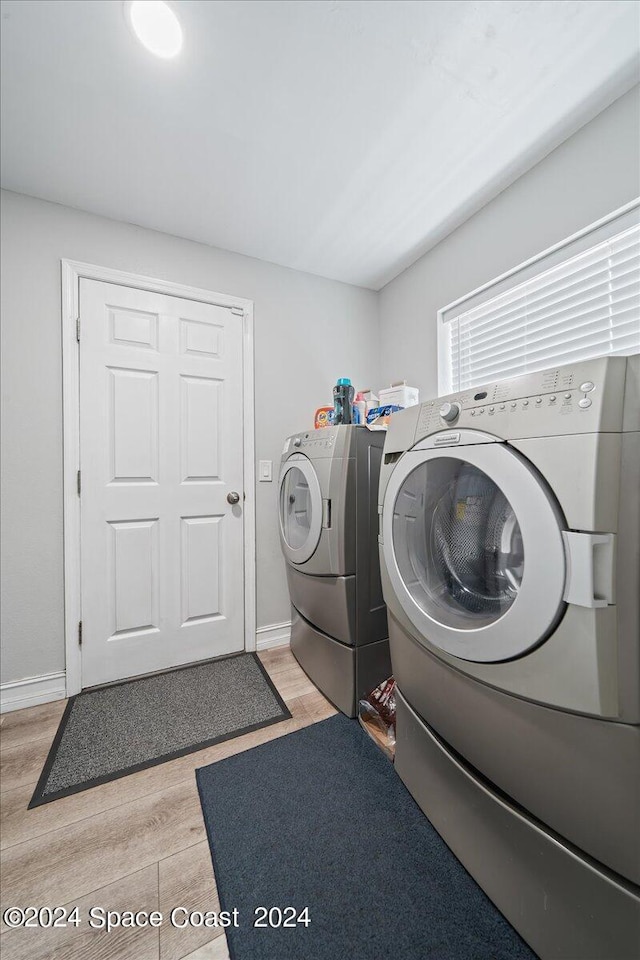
[0, 647, 336, 960]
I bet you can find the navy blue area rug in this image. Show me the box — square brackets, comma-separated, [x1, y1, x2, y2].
[196, 714, 537, 960]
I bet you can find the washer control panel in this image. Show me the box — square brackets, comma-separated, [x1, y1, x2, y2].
[411, 357, 625, 444]
[416, 386, 596, 436]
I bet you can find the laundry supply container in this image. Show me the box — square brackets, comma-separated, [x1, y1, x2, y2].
[379, 381, 419, 408]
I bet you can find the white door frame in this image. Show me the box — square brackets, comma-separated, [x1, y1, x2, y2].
[61, 259, 256, 696]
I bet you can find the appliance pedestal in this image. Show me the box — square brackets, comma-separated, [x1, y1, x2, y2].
[290, 605, 391, 717]
[395, 689, 640, 960]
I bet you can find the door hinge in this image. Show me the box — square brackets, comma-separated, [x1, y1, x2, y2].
[78, 621, 83, 647]
[231, 306, 244, 316]
[76, 317, 81, 341]
[77, 469, 81, 496]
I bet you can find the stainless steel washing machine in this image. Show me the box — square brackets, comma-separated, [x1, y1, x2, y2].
[379, 355, 640, 959]
[279, 425, 390, 716]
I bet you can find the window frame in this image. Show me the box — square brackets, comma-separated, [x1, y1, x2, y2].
[437, 198, 640, 396]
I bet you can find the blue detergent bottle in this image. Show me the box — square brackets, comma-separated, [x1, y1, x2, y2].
[333, 378, 355, 425]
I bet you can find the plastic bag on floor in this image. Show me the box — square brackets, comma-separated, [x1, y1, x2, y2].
[358, 677, 396, 760]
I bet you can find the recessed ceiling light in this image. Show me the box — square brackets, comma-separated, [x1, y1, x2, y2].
[127, 1, 183, 59]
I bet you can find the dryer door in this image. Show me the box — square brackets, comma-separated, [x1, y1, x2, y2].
[382, 438, 567, 662]
[279, 454, 323, 565]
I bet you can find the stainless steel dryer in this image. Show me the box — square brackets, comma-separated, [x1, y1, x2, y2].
[279, 425, 390, 716]
[379, 355, 640, 960]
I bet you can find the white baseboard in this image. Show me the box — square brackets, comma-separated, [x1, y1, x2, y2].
[0, 672, 67, 714]
[0, 627, 291, 713]
[256, 620, 291, 651]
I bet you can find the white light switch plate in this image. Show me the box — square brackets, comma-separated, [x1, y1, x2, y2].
[259, 460, 272, 482]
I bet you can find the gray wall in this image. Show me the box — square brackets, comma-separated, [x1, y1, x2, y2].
[0, 191, 379, 682]
[379, 85, 640, 400]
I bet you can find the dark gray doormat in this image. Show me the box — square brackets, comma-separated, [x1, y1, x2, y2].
[29, 653, 290, 808]
[196, 714, 537, 960]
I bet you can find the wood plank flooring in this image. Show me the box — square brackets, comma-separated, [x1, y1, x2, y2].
[0, 647, 336, 960]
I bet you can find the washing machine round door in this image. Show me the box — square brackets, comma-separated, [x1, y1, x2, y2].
[382, 436, 567, 662]
[279, 454, 323, 564]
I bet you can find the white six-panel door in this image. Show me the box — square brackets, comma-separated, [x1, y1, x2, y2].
[79, 279, 245, 687]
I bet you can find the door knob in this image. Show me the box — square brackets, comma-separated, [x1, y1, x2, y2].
[227, 491, 241, 505]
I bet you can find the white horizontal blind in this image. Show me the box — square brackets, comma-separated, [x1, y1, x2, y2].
[441, 219, 640, 394]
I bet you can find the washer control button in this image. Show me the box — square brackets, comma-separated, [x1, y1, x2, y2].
[293, 437, 301, 447]
[522, 400, 529, 406]
[499, 404, 506, 410]
[580, 381, 595, 393]
[536, 397, 542, 404]
[579, 397, 593, 409]
[439, 401, 461, 422]
[564, 393, 572, 400]
[489, 406, 495, 412]
[549, 395, 556, 402]
[510, 402, 517, 408]
[471, 410, 476, 417]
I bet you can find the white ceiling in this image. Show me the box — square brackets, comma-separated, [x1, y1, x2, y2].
[1, 1, 638, 289]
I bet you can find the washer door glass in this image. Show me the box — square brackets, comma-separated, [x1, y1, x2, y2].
[282, 466, 314, 550]
[278, 455, 323, 564]
[382, 438, 567, 663]
[393, 458, 524, 631]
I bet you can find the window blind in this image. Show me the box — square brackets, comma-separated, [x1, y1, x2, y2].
[441, 218, 640, 394]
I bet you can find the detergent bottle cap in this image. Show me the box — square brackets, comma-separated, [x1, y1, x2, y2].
[337, 377, 351, 386]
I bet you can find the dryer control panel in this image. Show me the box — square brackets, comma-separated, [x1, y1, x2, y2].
[282, 424, 356, 460]
[293, 432, 336, 451]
